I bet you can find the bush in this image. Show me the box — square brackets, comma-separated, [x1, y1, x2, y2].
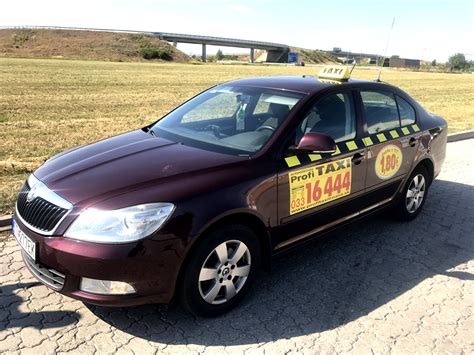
[132, 34, 173, 61]
[12, 31, 31, 48]
[139, 46, 172, 60]
[448, 53, 468, 70]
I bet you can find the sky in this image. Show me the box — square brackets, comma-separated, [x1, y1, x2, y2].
[1, 0, 473, 62]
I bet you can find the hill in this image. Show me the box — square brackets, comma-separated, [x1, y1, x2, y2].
[292, 48, 339, 64]
[253, 47, 338, 64]
[0, 28, 189, 62]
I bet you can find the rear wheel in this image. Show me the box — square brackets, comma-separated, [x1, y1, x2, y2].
[180, 224, 260, 317]
[395, 165, 430, 220]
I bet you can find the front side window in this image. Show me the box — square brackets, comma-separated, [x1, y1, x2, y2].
[361, 91, 400, 134]
[151, 85, 304, 155]
[295, 92, 356, 144]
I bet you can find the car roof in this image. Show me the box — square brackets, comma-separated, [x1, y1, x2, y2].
[228, 75, 392, 95]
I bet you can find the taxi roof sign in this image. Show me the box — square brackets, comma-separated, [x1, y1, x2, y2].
[318, 66, 351, 81]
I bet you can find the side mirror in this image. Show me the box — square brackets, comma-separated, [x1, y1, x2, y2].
[295, 132, 337, 154]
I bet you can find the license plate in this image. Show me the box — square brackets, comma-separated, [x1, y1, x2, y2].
[12, 218, 36, 261]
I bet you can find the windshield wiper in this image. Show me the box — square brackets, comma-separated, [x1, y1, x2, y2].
[146, 127, 156, 137]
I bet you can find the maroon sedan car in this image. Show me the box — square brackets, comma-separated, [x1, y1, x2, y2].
[13, 67, 447, 317]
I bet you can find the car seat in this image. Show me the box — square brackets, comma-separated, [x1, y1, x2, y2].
[258, 103, 290, 130]
[310, 95, 347, 139]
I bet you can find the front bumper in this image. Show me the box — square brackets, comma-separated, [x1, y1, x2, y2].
[14, 214, 188, 306]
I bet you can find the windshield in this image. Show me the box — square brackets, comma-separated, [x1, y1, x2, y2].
[150, 85, 305, 155]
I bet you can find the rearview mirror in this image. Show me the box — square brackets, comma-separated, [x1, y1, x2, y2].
[295, 132, 337, 154]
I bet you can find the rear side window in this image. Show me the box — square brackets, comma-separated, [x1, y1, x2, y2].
[396, 96, 416, 126]
[361, 91, 400, 134]
[253, 100, 270, 114]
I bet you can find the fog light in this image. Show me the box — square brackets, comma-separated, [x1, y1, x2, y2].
[80, 277, 136, 295]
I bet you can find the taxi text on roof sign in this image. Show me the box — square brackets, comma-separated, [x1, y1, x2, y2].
[318, 66, 351, 80]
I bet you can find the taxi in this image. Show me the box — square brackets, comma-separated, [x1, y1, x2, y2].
[13, 66, 447, 317]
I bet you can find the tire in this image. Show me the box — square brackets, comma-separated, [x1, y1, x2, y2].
[395, 165, 430, 221]
[180, 224, 260, 317]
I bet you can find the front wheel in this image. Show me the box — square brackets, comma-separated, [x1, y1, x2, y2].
[180, 224, 260, 317]
[395, 165, 430, 220]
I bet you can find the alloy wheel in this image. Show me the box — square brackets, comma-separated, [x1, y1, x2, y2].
[198, 240, 251, 305]
[406, 174, 426, 213]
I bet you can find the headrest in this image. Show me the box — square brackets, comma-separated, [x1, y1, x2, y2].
[269, 103, 290, 118]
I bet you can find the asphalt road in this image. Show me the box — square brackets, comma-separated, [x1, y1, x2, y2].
[1, 139, 473, 354]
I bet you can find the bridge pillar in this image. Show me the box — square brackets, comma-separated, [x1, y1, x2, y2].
[266, 49, 290, 63]
[250, 48, 255, 63]
[202, 44, 206, 63]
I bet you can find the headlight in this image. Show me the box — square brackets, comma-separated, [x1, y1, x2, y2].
[64, 203, 175, 244]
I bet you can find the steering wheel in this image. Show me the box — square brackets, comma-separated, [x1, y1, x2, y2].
[205, 124, 222, 138]
[256, 125, 276, 133]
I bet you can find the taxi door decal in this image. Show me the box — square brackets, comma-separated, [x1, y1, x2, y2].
[375, 144, 403, 179]
[289, 157, 352, 215]
[283, 124, 420, 168]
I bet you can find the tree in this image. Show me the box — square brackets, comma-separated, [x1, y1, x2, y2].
[431, 59, 436, 66]
[448, 53, 468, 70]
[216, 49, 224, 60]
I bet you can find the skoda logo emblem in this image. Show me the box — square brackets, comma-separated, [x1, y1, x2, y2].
[222, 268, 230, 276]
[26, 186, 37, 203]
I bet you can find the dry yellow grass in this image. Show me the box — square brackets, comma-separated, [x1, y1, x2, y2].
[1, 58, 473, 213]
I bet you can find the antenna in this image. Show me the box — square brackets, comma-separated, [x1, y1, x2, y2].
[349, 60, 357, 75]
[376, 18, 396, 82]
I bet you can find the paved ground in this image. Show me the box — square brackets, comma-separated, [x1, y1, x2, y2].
[1, 139, 473, 354]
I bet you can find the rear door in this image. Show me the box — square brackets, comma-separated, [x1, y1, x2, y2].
[358, 90, 421, 202]
[275, 90, 367, 250]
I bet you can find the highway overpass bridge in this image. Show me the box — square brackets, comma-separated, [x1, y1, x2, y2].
[328, 49, 380, 64]
[152, 32, 289, 63]
[3, 26, 290, 63]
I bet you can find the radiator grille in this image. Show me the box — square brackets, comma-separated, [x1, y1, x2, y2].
[16, 182, 69, 233]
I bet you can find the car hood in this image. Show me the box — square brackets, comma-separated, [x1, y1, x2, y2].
[34, 129, 247, 206]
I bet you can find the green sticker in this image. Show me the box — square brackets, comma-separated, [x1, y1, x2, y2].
[376, 133, 387, 142]
[309, 154, 322, 162]
[362, 137, 374, 146]
[346, 141, 358, 151]
[390, 130, 400, 139]
[285, 156, 301, 168]
[331, 145, 341, 156]
[401, 127, 410, 135]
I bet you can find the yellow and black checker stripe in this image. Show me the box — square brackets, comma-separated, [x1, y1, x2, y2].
[284, 124, 421, 168]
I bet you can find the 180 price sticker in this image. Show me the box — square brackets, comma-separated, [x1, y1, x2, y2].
[375, 145, 403, 179]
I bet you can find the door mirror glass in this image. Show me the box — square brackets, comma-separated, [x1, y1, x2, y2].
[295, 132, 337, 154]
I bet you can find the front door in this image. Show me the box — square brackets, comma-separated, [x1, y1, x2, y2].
[275, 91, 367, 250]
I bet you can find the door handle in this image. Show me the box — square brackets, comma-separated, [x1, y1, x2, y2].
[351, 152, 365, 165]
[409, 137, 418, 147]
[430, 127, 442, 139]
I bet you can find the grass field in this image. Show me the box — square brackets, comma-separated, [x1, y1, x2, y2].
[1, 57, 473, 214]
